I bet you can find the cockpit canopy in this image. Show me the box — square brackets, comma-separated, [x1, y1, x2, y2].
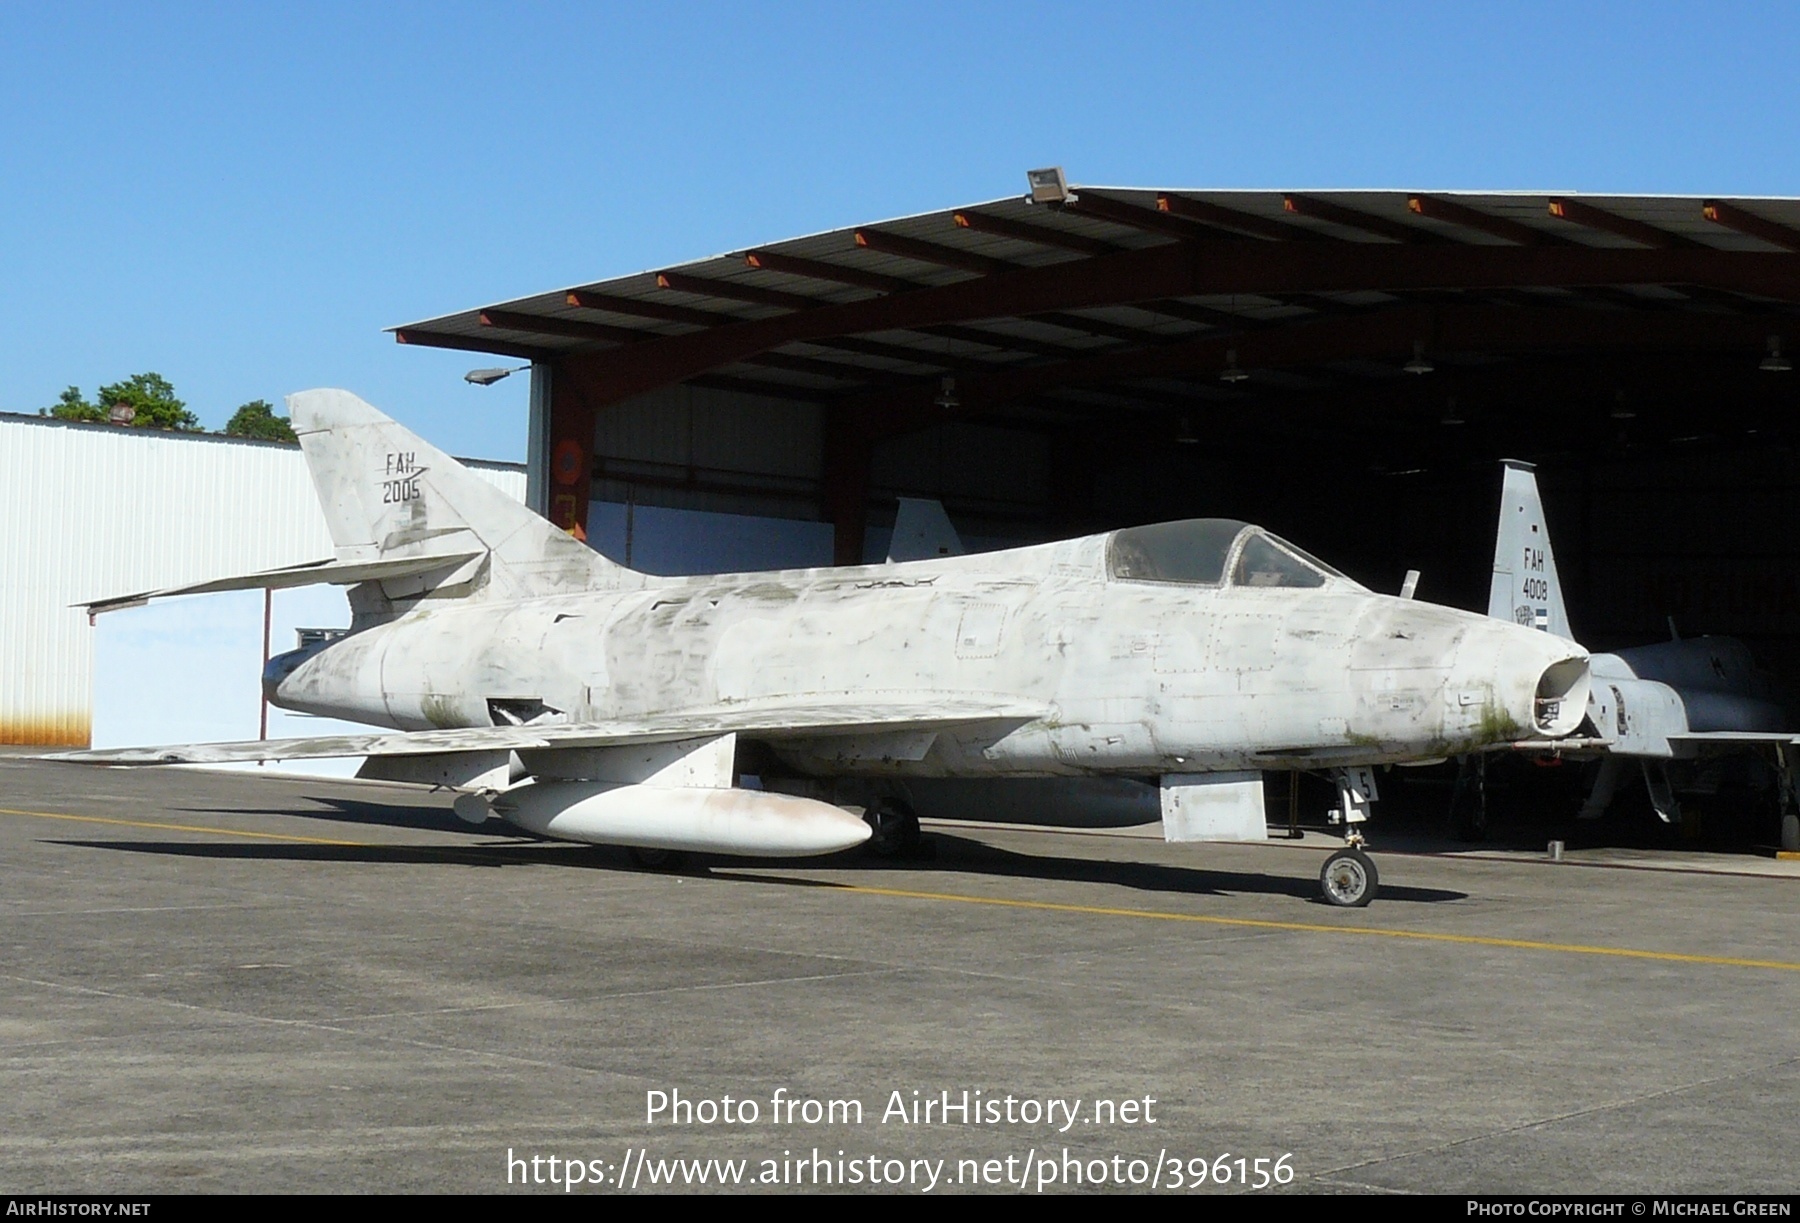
[1107, 519, 1352, 589]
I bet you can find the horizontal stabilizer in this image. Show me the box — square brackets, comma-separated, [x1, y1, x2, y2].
[1668, 731, 1800, 760]
[80, 551, 484, 616]
[48, 694, 1050, 765]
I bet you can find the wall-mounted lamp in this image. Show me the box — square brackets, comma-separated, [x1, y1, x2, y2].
[465, 364, 531, 386]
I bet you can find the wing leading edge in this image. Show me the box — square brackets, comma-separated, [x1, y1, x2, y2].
[49, 694, 1050, 766]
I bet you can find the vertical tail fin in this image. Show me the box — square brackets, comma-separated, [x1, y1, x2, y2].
[886, 497, 965, 562]
[287, 389, 634, 601]
[1487, 459, 1574, 641]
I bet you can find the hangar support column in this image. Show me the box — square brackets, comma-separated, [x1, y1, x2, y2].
[544, 361, 595, 541]
[823, 406, 870, 566]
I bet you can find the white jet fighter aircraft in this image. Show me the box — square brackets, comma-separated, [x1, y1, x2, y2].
[65, 391, 1594, 906]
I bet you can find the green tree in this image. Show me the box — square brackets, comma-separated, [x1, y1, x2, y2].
[223, 399, 297, 443]
[94, 372, 198, 430]
[47, 385, 105, 423]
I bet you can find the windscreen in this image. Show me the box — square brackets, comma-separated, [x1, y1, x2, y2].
[1230, 533, 1327, 588]
[1108, 520, 1248, 585]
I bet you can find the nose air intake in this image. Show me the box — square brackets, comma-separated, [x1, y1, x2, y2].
[1534, 656, 1590, 737]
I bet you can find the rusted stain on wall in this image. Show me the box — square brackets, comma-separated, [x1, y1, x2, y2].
[0, 713, 90, 747]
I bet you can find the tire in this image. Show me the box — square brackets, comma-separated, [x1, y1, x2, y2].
[863, 801, 922, 858]
[1319, 848, 1379, 907]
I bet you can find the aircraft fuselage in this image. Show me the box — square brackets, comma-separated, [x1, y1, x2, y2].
[272, 530, 1589, 780]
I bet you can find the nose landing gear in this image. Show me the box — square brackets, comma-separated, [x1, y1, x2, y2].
[1320, 766, 1381, 906]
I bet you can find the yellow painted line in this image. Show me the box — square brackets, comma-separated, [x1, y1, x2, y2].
[0, 805, 366, 847]
[8, 801, 1793, 972]
[821, 882, 1800, 973]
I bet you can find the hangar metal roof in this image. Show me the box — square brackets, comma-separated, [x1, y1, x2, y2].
[393, 186, 1800, 430]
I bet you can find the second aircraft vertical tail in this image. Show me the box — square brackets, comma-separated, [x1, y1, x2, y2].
[1487, 460, 1574, 642]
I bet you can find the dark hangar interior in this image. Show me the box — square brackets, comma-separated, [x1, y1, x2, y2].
[395, 183, 1800, 684]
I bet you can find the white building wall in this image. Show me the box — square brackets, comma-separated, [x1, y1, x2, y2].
[0, 414, 524, 748]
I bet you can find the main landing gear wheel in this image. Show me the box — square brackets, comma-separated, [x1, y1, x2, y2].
[863, 800, 923, 859]
[1319, 848, 1379, 907]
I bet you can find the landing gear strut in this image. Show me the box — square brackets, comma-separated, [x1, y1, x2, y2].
[1320, 766, 1381, 906]
[1450, 753, 1489, 842]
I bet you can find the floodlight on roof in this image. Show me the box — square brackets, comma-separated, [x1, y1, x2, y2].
[1761, 336, 1792, 373]
[1026, 167, 1069, 205]
[465, 364, 531, 386]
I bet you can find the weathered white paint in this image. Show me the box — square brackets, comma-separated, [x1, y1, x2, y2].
[66, 391, 1595, 860]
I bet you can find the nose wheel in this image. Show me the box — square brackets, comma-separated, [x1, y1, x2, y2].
[1319, 847, 1379, 907]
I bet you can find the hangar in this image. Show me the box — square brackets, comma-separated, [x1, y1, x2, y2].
[395, 181, 1800, 687]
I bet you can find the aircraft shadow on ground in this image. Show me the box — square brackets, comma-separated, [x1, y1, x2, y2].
[171, 796, 468, 834]
[58, 802, 1466, 905]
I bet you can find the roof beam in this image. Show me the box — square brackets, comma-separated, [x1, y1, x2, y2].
[545, 241, 1800, 405]
[845, 303, 1795, 428]
[1548, 198, 1689, 249]
[655, 270, 822, 311]
[567, 289, 733, 328]
[1407, 195, 1550, 245]
[744, 249, 915, 294]
[1283, 194, 1432, 243]
[854, 230, 1161, 344]
[479, 309, 647, 345]
[913, 324, 1087, 360]
[1157, 193, 1300, 241]
[1136, 298, 1240, 328]
[852, 229, 1016, 276]
[687, 374, 837, 403]
[1031, 311, 1157, 345]
[803, 335, 961, 367]
[1060, 192, 1217, 241]
[735, 351, 877, 382]
[952, 210, 1121, 256]
[1703, 200, 1800, 253]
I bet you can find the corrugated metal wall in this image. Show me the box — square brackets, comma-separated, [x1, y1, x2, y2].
[592, 384, 823, 520]
[0, 415, 524, 746]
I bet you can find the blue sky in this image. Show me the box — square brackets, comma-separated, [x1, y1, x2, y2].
[2, 3, 1795, 460]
